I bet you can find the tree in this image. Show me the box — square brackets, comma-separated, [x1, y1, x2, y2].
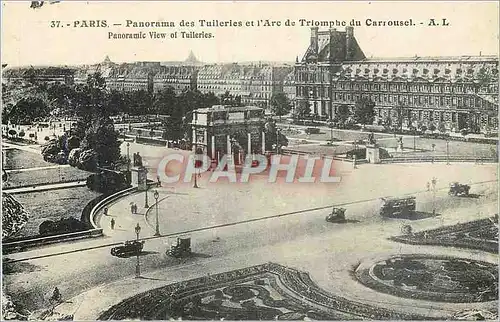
[8, 129, 16, 138]
[220, 91, 242, 107]
[293, 100, 311, 123]
[262, 119, 288, 152]
[269, 93, 292, 121]
[80, 116, 121, 167]
[353, 97, 375, 125]
[2, 193, 29, 239]
[153, 86, 177, 115]
[333, 104, 350, 128]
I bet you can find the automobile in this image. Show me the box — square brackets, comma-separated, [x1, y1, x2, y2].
[448, 182, 470, 196]
[325, 207, 346, 223]
[305, 127, 321, 135]
[380, 196, 416, 218]
[111, 240, 145, 258]
[167, 237, 192, 258]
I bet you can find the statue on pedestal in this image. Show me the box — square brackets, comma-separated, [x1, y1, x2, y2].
[133, 152, 143, 167]
[397, 136, 404, 152]
[368, 132, 377, 146]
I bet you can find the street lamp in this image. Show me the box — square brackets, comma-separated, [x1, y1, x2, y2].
[144, 176, 149, 208]
[154, 190, 160, 237]
[431, 177, 437, 218]
[135, 223, 141, 278]
[413, 129, 416, 151]
[431, 143, 436, 163]
[328, 121, 334, 142]
[193, 144, 199, 189]
[275, 128, 281, 154]
[126, 142, 130, 172]
[446, 139, 450, 165]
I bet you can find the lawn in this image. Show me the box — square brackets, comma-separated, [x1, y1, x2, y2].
[9, 187, 101, 239]
[4, 167, 92, 188]
[3, 148, 50, 170]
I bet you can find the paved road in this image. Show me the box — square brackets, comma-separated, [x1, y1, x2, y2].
[4, 182, 497, 319]
[3, 159, 497, 319]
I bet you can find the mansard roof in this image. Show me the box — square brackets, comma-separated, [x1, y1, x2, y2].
[337, 57, 498, 82]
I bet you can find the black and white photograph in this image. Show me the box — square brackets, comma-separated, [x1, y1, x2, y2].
[1, 1, 498, 320]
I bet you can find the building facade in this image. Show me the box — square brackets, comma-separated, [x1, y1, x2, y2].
[197, 64, 293, 109]
[295, 27, 499, 132]
[191, 105, 266, 164]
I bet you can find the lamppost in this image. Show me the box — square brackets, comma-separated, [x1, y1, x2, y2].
[413, 129, 416, 151]
[144, 176, 149, 208]
[275, 128, 281, 154]
[431, 176, 437, 218]
[126, 142, 130, 172]
[328, 120, 334, 142]
[154, 190, 160, 236]
[135, 223, 141, 278]
[431, 143, 436, 163]
[446, 139, 450, 165]
[193, 143, 199, 189]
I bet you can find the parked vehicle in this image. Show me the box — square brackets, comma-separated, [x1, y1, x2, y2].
[380, 196, 416, 218]
[111, 240, 144, 257]
[305, 127, 321, 134]
[326, 207, 346, 223]
[448, 182, 470, 196]
[167, 237, 192, 258]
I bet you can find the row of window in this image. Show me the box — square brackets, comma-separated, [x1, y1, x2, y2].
[296, 82, 494, 95]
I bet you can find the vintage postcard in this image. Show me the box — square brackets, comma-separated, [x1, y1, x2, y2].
[1, 1, 498, 320]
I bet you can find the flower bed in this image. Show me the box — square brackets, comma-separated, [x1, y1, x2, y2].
[98, 263, 431, 321]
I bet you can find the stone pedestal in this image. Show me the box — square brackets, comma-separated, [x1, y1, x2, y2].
[211, 135, 216, 160]
[131, 166, 148, 190]
[261, 132, 266, 153]
[365, 145, 381, 164]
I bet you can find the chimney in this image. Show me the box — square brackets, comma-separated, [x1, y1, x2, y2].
[310, 27, 319, 54]
[329, 28, 339, 63]
[345, 26, 354, 60]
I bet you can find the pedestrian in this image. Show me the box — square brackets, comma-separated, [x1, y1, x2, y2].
[133, 203, 137, 214]
[130, 203, 134, 214]
[51, 287, 62, 303]
[110, 218, 115, 230]
[157, 175, 161, 187]
[103, 207, 108, 216]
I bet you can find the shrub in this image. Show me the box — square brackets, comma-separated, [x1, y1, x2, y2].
[44, 136, 50, 141]
[86, 171, 129, 194]
[39, 217, 86, 236]
[68, 148, 82, 167]
[78, 149, 98, 171]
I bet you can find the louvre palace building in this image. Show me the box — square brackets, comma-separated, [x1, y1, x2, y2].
[295, 27, 499, 133]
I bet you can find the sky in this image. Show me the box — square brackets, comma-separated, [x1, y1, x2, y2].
[1, 1, 499, 67]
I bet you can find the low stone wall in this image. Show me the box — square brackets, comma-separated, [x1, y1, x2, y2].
[2, 187, 137, 254]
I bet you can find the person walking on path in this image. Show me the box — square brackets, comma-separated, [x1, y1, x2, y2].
[110, 218, 115, 230]
[51, 287, 62, 303]
[103, 207, 109, 216]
